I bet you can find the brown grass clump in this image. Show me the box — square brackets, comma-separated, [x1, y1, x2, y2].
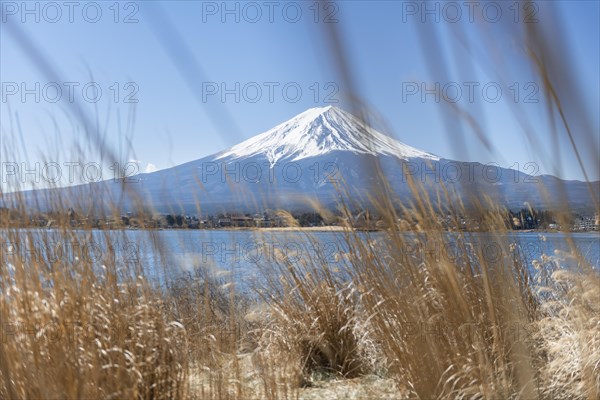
[335, 205, 536, 398]
[534, 268, 600, 399]
[259, 279, 373, 382]
[0, 232, 188, 399]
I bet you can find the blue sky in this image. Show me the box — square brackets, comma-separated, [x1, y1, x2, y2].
[1, 1, 598, 187]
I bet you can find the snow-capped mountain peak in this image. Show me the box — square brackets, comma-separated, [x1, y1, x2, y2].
[214, 106, 438, 165]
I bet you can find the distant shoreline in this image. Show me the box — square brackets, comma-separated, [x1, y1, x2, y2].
[215, 225, 349, 232]
[4, 225, 599, 235]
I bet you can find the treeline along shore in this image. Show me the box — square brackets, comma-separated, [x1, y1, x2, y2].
[1, 206, 598, 232]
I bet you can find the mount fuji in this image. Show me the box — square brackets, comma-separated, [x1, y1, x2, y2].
[6, 106, 599, 214]
[214, 106, 438, 165]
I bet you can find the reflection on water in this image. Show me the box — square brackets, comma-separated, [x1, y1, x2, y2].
[2, 229, 598, 289]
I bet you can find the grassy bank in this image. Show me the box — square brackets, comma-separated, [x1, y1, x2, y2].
[1, 208, 599, 399]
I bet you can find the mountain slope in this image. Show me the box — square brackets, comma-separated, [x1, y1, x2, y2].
[4, 106, 598, 214]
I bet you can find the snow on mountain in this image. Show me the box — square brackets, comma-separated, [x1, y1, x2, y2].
[6, 106, 599, 214]
[214, 106, 439, 166]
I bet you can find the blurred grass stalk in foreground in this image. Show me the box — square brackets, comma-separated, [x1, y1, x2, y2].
[1, 1, 599, 399]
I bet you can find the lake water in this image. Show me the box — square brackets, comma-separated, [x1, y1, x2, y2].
[2, 229, 598, 290]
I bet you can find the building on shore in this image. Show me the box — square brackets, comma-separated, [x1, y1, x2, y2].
[573, 214, 599, 231]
